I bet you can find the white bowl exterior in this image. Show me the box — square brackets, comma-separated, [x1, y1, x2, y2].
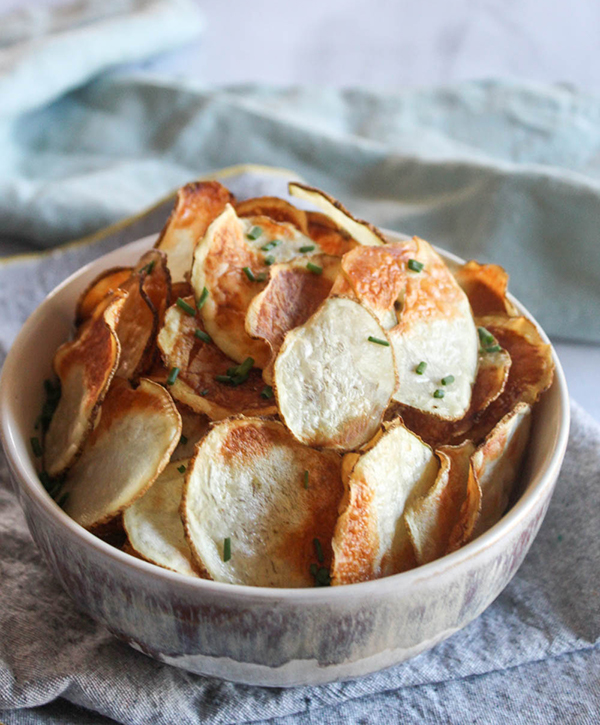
[0, 235, 570, 687]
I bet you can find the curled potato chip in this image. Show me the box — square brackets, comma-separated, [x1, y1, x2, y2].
[44, 293, 126, 477]
[389, 238, 479, 420]
[62, 378, 181, 530]
[123, 459, 198, 577]
[245, 255, 340, 380]
[289, 183, 386, 246]
[331, 420, 440, 585]
[75, 267, 132, 325]
[396, 345, 512, 448]
[471, 402, 532, 537]
[157, 298, 277, 419]
[235, 196, 309, 234]
[155, 181, 234, 282]
[274, 296, 397, 450]
[454, 261, 518, 317]
[305, 211, 357, 256]
[182, 418, 343, 587]
[405, 440, 476, 565]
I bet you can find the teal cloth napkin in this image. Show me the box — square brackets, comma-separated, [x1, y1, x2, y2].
[1, 3, 600, 342]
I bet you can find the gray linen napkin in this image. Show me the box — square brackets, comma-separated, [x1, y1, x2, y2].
[0, 169, 599, 724]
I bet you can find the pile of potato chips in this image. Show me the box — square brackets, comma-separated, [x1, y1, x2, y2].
[36, 181, 554, 588]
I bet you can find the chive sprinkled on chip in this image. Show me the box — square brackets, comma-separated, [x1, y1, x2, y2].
[368, 336, 390, 347]
[299, 245, 315, 253]
[433, 389, 445, 399]
[177, 464, 186, 474]
[484, 344, 502, 353]
[223, 537, 232, 562]
[314, 567, 331, 587]
[167, 367, 180, 385]
[477, 326, 495, 347]
[197, 286, 209, 309]
[243, 266, 256, 282]
[140, 260, 155, 275]
[176, 297, 196, 316]
[415, 361, 427, 375]
[306, 262, 322, 275]
[246, 226, 262, 240]
[303, 470, 309, 489]
[194, 329, 211, 343]
[261, 385, 274, 399]
[179, 435, 188, 446]
[256, 272, 267, 282]
[216, 357, 255, 386]
[200, 389, 209, 396]
[264, 255, 275, 265]
[408, 259, 424, 273]
[441, 375, 455, 386]
[261, 239, 281, 251]
[216, 374, 233, 384]
[31, 437, 43, 457]
[309, 563, 318, 578]
[313, 537, 324, 563]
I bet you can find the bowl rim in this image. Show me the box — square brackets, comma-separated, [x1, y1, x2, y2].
[0, 232, 571, 602]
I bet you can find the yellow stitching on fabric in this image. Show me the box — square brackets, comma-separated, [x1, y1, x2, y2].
[0, 163, 305, 268]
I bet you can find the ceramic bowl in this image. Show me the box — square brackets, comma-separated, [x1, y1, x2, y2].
[0, 233, 570, 687]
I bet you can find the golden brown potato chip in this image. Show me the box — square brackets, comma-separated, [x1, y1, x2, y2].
[182, 418, 343, 587]
[155, 181, 234, 282]
[245, 255, 341, 380]
[62, 378, 181, 530]
[331, 420, 440, 585]
[405, 440, 476, 565]
[289, 183, 386, 246]
[274, 296, 397, 450]
[157, 297, 278, 420]
[305, 211, 357, 256]
[471, 402, 532, 537]
[235, 196, 309, 234]
[389, 238, 479, 420]
[44, 292, 126, 477]
[123, 459, 199, 577]
[171, 403, 210, 461]
[75, 267, 132, 325]
[454, 260, 518, 317]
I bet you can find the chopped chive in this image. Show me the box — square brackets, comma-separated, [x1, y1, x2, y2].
[216, 374, 232, 384]
[243, 266, 256, 282]
[477, 326, 496, 347]
[264, 255, 275, 265]
[223, 537, 232, 562]
[197, 286, 209, 310]
[299, 245, 315, 253]
[141, 260, 155, 275]
[256, 272, 267, 282]
[237, 357, 255, 377]
[315, 567, 331, 587]
[484, 344, 502, 353]
[177, 464, 186, 474]
[408, 259, 424, 273]
[261, 239, 281, 251]
[176, 297, 196, 316]
[415, 361, 427, 375]
[194, 329, 211, 343]
[368, 336, 390, 347]
[261, 385, 274, 399]
[306, 262, 322, 275]
[309, 563, 318, 578]
[227, 365, 238, 376]
[179, 435, 188, 446]
[246, 226, 262, 240]
[200, 389, 209, 396]
[167, 367, 180, 385]
[313, 538, 324, 564]
[433, 389, 445, 399]
[30, 437, 43, 457]
[303, 470, 309, 489]
[441, 375, 455, 386]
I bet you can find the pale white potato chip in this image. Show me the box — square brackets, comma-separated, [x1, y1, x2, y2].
[182, 418, 343, 587]
[331, 421, 440, 584]
[274, 296, 397, 450]
[123, 459, 198, 577]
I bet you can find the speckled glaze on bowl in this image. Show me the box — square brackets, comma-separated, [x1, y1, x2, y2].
[0, 233, 570, 687]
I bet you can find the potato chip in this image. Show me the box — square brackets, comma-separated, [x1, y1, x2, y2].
[274, 296, 397, 450]
[182, 418, 343, 587]
[289, 183, 386, 246]
[44, 292, 126, 477]
[471, 402, 532, 537]
[123, 459, 198, 577]
[171, 403, 210, 461]
[331, 420, 440, 585]
[454, 260, 518, 317]
[389, 238, 479, 420]
[245, 255, 341, 380]
[305, 211, 357, 256]
[155, 181, 234, 282]
[235, 196, 309, 234]
[157, 298, 278, 419]
[75, 267, 132, 325]
[62, 378, 181, 530]
[405, 440, 476, 565]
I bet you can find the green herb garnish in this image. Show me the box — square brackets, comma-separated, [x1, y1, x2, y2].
[246, 226, 262, 240]
[415, 361, 427, 375]
[167, 367, 180, 385]
[261, 385, 274, 399]
[140, 260, 155, 275]
[261, 239, 281, 251]
[264, 255, 275, 266]
[179, 435, 188, 446]
[408, 259, 424, 273]
[368, 336, 390, 347]
[194, 329, 211, 343]
[314, 567, 331, 587]
[299, 245, 315, 253]
[477, 326, 495, 347]
[243, 266, 256, 282]
[216, 357, 255, 386]
[303, 470, 309, 489]
[176, 297, 196, 316]
[223, 537, 232, 562]
[177, 464, 186, 474]
[197, 286, 209, 310]
[441, 375, 455, 386]
[313, 538, 324, 564]
[484, 344, 502, 353]
[433, 389, 445, 399]
[306, 262, 322, 275]
[200, 389, 209, 396]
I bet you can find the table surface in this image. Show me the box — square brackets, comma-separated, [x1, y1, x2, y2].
[1, 0, 598, 422]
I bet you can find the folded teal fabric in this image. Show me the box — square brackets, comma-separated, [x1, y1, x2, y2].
[0, 4, 599, 341]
